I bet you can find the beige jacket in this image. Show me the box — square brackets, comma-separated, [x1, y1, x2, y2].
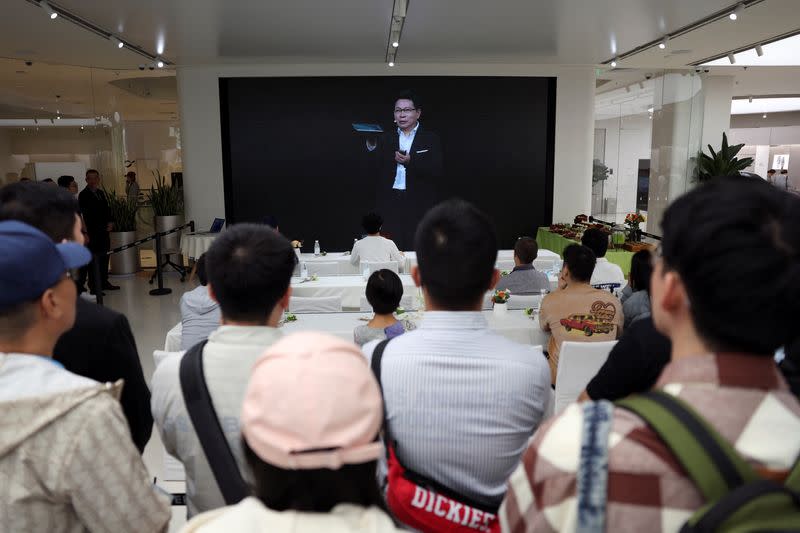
[0, 371, 171, 533]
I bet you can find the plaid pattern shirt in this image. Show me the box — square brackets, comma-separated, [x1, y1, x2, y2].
[499, 353, 800, 533]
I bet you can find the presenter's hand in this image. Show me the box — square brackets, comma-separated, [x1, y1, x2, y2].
[395, 151, 411, 165]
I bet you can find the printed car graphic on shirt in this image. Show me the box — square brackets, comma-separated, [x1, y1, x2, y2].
[559, 314, 614, 336]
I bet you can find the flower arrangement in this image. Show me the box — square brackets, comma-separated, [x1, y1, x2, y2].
[524, 307, 535, 316]
[624, 213, 646, 227]
[492, 289, 511, 304]
[291, 240, 303, 249]
[284, 312, 297, 322]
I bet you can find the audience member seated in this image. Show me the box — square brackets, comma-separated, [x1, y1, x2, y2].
[0, 182, 153, 452]
[350, 212, 404, 266]
[620, 249, 653, 328]
[580, 317, 671, 402]
[354, 269, 415, 346]
[582, 227, 626, 289]
[0, 221, 170, 532]
[180, 254, 222, 350]
[540, 244, 623, 383]
[494, 236, 550, 294]
[362, 199, 551, 513]
[500, 176, 800, 532]
[151, 224, 296, 517]
[180, 332, 401, 532]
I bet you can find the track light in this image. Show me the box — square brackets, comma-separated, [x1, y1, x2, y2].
[388, 61, 395, 67]
[156, 57, 165, 68]
[392, 41, 399, 48]
[41, 1, 58, 19]
[111, 36, 124, 49]
[610, 58, 618, 68]
[658, 36, 668, 50]
[729, 3, 744, 20]
[763, 113, 767, 118]
[748, 95, 753, 103]
[755, 44, 764, 57]
[727, 53, 736, 64]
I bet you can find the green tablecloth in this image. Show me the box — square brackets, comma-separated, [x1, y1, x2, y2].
[536, 227, 633, 275]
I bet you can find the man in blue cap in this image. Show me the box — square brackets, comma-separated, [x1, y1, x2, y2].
[0, 221, 170, 532]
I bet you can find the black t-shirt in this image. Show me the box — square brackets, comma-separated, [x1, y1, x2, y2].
[585, 317, 671, 401]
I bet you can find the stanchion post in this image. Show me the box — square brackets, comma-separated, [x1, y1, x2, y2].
[93, 255, 104, 306]
[149, 231, 172, 296]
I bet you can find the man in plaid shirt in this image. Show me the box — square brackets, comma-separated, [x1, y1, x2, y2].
[500, 176, 800, 532]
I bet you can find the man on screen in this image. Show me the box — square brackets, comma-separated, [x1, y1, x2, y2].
[367, 90, 442, 250]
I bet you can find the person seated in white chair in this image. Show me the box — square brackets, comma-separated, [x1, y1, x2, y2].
[354, 269, 415, 346]
[494, 236, 550, 294]
[350, 212, 404, 266]
[582, 228, 626, 289]
[179, 254, 221, 350]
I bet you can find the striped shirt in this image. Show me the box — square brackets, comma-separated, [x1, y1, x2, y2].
[362, 311, 551, 508]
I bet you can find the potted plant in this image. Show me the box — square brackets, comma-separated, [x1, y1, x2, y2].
[147, 169, 184, 255]
[697, 132, 754, 182]
[105, 188, 140, 275]
[492, 289, 511, 316]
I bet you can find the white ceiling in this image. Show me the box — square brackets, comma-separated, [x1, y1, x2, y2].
[731, 97, 800, 114]
[704, 33, 800, 66]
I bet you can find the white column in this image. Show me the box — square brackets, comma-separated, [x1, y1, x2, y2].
[701, 75, 735, 151]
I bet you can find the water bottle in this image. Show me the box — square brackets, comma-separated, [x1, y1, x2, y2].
[314, 240, 320, 256]
[300, 261, 308, 279]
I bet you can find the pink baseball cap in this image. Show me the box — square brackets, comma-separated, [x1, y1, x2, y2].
[241, 332, 384, 470]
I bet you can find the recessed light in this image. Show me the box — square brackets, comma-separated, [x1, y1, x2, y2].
[763, 113, 767, 118]
[392, 41, 399, 48]
[388, 61, 395, 67]
[156, 58, 165, 68]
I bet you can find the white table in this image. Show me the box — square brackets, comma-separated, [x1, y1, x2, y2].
[164, 309, 549, 352]
[295, 252, 361, 276]
[290, 274, 419, 308]
[180, 233, 218, 259]
[401, 249, 560, 273]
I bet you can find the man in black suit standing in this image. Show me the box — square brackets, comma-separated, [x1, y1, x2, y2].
[79, 169, 119, 294]
[367, 90, 443, 249]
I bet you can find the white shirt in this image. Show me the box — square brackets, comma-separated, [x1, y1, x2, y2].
[350, 235, 404, 265]
[590, 257, 627, 289]
[393, 123, 419, 190]
[362, 311, 551, 508]
[151, 325, 283, 517]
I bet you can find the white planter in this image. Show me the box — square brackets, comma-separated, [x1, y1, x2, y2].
[109, 231, 140, 275]
[493, 302, 508, 316]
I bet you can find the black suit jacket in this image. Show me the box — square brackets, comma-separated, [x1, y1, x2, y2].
[373, 127, 443, 212]
[54, 298, 153, 452]
[78, 187, 111, 250]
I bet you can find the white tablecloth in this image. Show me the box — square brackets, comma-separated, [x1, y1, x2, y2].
[291, 274, 419, 308]
[164, 309, 548, 352]
[180, 233, 218, 259]
[295, 252, 361, 275]
[402, 249, 560, 272]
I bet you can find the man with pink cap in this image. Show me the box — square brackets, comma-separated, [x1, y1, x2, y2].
[180, 332, 401, 532]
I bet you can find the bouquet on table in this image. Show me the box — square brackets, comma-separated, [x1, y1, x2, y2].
[492, 289, 511, 304]
[624, 213, 646, 242]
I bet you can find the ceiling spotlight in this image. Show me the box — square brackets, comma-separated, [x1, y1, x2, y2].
[610, 58, 618, 68]
[755, 44, 764, 57]
[392, 41, 399, 48]
[658, 36, 668, 50]
[111, 36, 124, 49]
[388, 61, 395, 67]
[156, 58, 165, 68]
[41, 1, 58, 19]
[763, 113, 767, 118]
[748, 95, 753, 103]
[729, 3, 744, 20]
[727, 53, 736, 64]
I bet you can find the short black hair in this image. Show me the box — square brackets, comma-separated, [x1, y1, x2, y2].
[581, 228, 609, 258]
[195, 254, 209, 286]
[362, 213, 383, 234]
[660, 175, 800, 354]
[205, 224, 296, 322]
[629, 250, 653, 292]
[42, 178, 54, 183]
[563, 244, 596, 283]
[514, 237, 539, 264]
[781, 169, 788, 174]
[57, 175, 75, 188]
[86, 168, 98, 178]
[365, 269, 403, 314]
[767, 169, 776, 174]
[394, 89, 420, 109]
[0, 182, 79, 242]
[414, 199, 497, 309]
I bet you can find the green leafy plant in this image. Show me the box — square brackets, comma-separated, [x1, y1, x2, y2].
[104, 188, 138, 232]
[592, 159, 611, 184]
[147, 169, 183, 216]
[697, 132, 754, 182]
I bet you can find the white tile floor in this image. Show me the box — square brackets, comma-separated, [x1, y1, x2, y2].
[103, 269, 194, 531]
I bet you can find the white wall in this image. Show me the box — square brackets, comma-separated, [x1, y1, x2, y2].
[731, 126, 800, 188]
[0, 129, 13, 183]
[178, 63, 596, 229]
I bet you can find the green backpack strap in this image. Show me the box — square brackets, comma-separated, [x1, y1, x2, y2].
[616, 391, 758, 502]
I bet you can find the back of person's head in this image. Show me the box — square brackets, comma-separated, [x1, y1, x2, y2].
[366, 269, 403, 314]
[563, 244, 596, 283]
[362, 213, 382, 235]
[660, 175, 800, 354]
[629, 250, 653, 293]
[514, 236, 539, 264]
[57, 175, 75, 188]
[241, 332, 386, 513]
[767, 169, 776, 175]
[0, 181, 79, 242]
[205, 223, 295, 322]
[781, 169, 789, 174]
[195, 254, 209, 286]
[581, 228, 609, 258]
[414, 199, 497, 309]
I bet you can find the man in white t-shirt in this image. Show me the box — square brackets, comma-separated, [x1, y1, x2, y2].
[582, 227, 626, 289]
[350, 212, 404, 267]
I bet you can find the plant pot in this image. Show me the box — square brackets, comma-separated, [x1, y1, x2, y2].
[109, 231, 140, 275]
[493, 302, 508, 316]
[155, 215, 184, 256]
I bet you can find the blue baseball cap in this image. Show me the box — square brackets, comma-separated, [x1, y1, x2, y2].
[0, 221, 92, 310]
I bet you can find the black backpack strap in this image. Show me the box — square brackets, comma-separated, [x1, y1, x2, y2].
[179, 340, 249, 505]
[370, 339, 392, 442]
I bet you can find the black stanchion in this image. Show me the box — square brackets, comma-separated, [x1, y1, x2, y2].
[149, 231, 172, 296]
[93, 255, 104, 306]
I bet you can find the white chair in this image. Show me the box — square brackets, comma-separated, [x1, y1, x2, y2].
[306, 262, 339, 277]
[533, 258, 556, 271]
[361, 261, 400, 275]
[359, 294, 416, 312]
[507, 293, 544, 310]
[496, 259, 515, 272]
[553, 341, 617, 415]
[289, 296, 342, 313]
